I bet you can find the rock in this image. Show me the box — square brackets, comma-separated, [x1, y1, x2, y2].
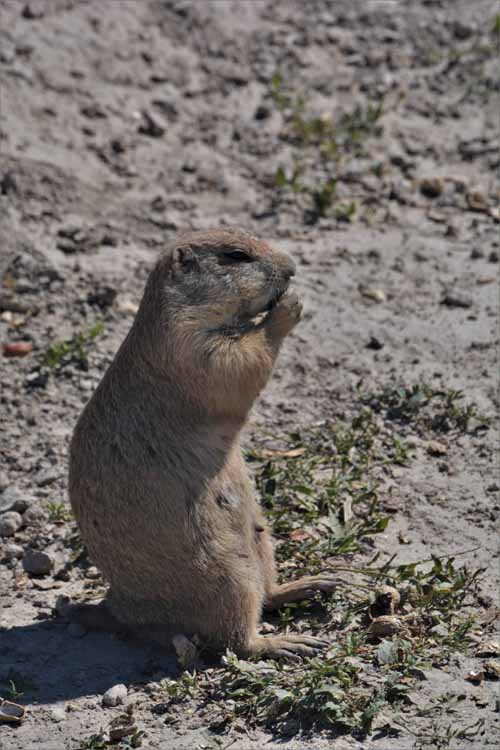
[359, 285, 386, 302]
[0, 488, 26, 514]
[25, 370, 49, 389]
[87, 286, 117, 309]
[426, 440, 448, 456]
[371, 586, 401, 616]
[54, 594, 72, 617]
[366, 335, 384, 351]
[484, 660, 500, 679]
[367, 616, 403, 638]
[441, 291, 473, 308]
[470, 247, 484, 259]
[3, 341, 33, 357]
[84, 566, 101, 580]
[138, 110, 165, 138]
[0, 472, 8, 493]
[23, 548, 54, 576]
[80, 103, 107, 119]
[0, 512, 23, 537]
[102, 684, 128, 707]
[172, 634, 198, 668]
[254, 105, 270, 121]
[21, 2, 45, 20]
[4, 543, 24, 560]
[35, 469, 61, 488]
[452, 20, 474, 40]
[50, 707, 66, 722]
[466, 189, 488, 212]
[465, 669, 484, 684]
[419, 177, 443, 198]
[23, 505, 48, 527]
[430, 624, 449, 638]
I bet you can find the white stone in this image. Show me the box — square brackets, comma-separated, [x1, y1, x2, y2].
[0, 512, 23, 536]
[102, 684, 127, 707]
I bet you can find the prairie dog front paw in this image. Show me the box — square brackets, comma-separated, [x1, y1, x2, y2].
[267, 290, 303, 338]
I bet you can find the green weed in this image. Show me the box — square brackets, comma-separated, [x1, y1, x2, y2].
[361, 383, 486, 434]
[270, 72, 384, 222]
[42, 321, 104, 372]
[0, 672, 36, 701]
[46, 501, 73, 523]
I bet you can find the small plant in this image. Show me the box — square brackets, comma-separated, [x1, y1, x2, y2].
[269, 71, 385, 222]
[0, 672, 36, 701]
[311, 177, 337, 218]
[42, 321, 104, 372]
[46, 501, 72, 523]
[78, 735, 108, 750]
[361, 383, 486, 434]
[160, 671, 200, 702]
[78, 726, 145, 749]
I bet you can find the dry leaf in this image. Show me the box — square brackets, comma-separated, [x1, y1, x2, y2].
[475, 639, 500, 657]
[288, 529, 311, 541]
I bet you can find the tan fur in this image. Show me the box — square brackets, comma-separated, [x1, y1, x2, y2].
[69, 228, 334, 659]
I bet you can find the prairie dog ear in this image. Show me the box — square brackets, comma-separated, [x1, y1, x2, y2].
[171, 246, 199, 276]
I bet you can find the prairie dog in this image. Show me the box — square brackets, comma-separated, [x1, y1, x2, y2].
[69, 228, 334, 659]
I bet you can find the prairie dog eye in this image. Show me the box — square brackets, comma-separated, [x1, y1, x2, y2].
[222, 249, 254, 263]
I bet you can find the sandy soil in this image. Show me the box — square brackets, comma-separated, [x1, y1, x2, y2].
[0, 1, 498, 748]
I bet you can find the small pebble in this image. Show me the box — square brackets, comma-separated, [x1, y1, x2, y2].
[466, 189, 488, 212]
[420, 177, 443, 198]
[50, 707, 66, 723]
[441, 291, 473, 308]
[102, 684, 128, 707]
[172, 634, 197, 668]
[367, 615, 403, 638]
[23, 505, 48, 527]
[84, 566, 101, 579]
[366, 335, 384, 351]
[0, 511, 23, 537]
[4, 543, 24, 560]
[138, 110, 165, 138]
[430, 624, 449, 638]
[359, 285, 386, 302]
[0, 488, 32, 514]
[23, 548, 54, 576]
[426, 440, 448, 456]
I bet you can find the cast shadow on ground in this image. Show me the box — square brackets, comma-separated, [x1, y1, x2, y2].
[1, 618, 178, 705]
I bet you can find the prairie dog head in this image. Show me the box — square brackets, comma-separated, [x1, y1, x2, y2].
[151, 228, 296, 330]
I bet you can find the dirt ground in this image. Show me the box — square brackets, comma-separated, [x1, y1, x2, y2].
[0, 1, 498, 749]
